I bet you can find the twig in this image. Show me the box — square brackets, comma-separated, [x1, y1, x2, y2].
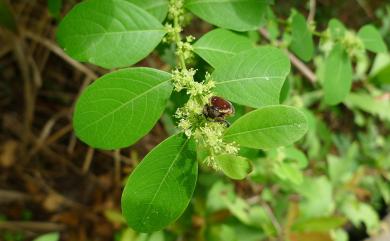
[261, 202, 283, 238]
[307, 0, 316, 23]
[114, 149, 121, 184]
[259, 28, 317, 84]
[0, 189, 31, 204]
[82, 147, 95, 174]
[0, 221, 64, 232]
[23, 30, 98, 80]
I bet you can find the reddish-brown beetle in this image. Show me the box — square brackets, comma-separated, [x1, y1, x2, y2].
[203, 96, 235, 126]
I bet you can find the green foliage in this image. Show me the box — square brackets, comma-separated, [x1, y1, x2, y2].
[289, 11, 314, 61]
[47, 0, 62, 19]
[56, 0, 166, 69]
[73, 68, 172, 149]
[323, 44, 353, 105]
[215, 154, 252, 180]
[0, 0, 16, 31]
[56, 0, 390, 238]
[127, 0, 169, 22]
[328, 19, 346, 38]
[185, 0, 268, 31]
[213, 47, 291, 108]
[121, 134, 197, 232]
[32, 233, 60, 241]
[358, 25, 388, 53]
[193, 28, 254, 68]
[224, 105, 308, 149]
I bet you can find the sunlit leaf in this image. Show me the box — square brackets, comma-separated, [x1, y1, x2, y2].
[193, 28, 254, 68]
[224, 105, 308, 149]
[57, 0, 165, 68]
[73, 68, 172, 149]
[323, 44, 352, 105]
[185, 0, 268, 31]
[358, 25, 388, 53]
[121, 133, 197, 232]
[215, 154, 252, 180]
[213, 47, 291, 108]
[289, 11, 314, 61]
[32, 233, 60, 241]
[126, 0, 168, 22]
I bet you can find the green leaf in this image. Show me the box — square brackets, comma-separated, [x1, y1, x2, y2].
[289, 12, 314, 62]
[323, 44, 353, 105]
[193, 28, 254, 68]
[342, 201, 380, 233]
[0, 0, 17, 32]
[185, 0, 268, 32]
[57, 0, 165, 69]
[32, 233, 60, 241]
[47, 0, 62, 19]
[358, 25, 388, 53]
[215, 154, 252, 180]
[224, 105, 308, 149]
[126, 0, 168, 22]
[273, 162, 303, 185]
[328, 18, 346, 39]
[212, 47, 291, 108]
[292, 217, 346, 232]
[297, 176, 334, 218]
[369, 53, 390, 84]
[121, 133, 198, 232]
[344, 92, 390, 122]
[73, 68, 172, 149]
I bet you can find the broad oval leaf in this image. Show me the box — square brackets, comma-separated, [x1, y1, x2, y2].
[323, 44, 352, 105]
[289, 12, 314, 62]
[57, 0, 166, 69]
[185, 0, 268, 32]
[215, 154, 252, 180]
[126, 0, 168, 22]
[224, 105, 308, 149]
[328, 18, 346, 39]
[212, 47, 291, 108]
[193, 28, 254, 68]
[357, 25, 388, 53]
[73, 67, 172, 149]
[121, 133, 198, 232]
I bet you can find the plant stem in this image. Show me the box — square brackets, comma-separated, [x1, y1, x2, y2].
[173, 12, 187, 70]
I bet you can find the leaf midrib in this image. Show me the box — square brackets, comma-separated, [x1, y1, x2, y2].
[66, 29, 165, 38]
[216, 75, 285, 85]
[194, 46, 236, 55]
[225, 122, 304, 139]
[186, 0, 259, 6]
[140, 138, 190, 224]
[77, 80, 169, 133]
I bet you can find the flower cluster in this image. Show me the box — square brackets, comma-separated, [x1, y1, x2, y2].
[341, 31, 365, 57]
[174, 72, 215, 137]
[193, 122, 239, 169]
[166, 0, 240, 169]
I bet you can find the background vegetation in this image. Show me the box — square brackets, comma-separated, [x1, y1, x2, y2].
[0, 0, 390, 241]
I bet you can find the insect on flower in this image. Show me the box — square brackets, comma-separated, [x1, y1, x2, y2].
[203, 96, 235, 126]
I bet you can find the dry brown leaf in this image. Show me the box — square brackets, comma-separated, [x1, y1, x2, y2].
[0, 140, 18, 167]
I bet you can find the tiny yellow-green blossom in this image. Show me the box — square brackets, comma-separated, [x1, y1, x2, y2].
[167, 0, 240, 170]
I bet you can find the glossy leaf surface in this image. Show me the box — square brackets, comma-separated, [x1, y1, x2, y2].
[121, 134, 197, 232]
[57, 0, 165, 68]
[73, 68, 172, 149]
[224, 105, 308, 149]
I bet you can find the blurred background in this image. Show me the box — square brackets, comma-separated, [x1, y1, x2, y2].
[0, 0, 390, 241]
